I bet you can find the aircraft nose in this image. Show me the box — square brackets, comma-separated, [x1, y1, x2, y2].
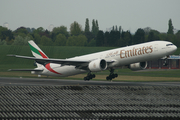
[174, 45, 177, 51]
[172, 45, 177, 53]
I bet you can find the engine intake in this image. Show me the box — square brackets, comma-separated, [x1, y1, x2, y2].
[88, 59, 107, 72]
[129, 61, 147, 71]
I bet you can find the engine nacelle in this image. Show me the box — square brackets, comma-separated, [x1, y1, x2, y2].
[88, 59, 107, 72]
[129, 61, 147, 71]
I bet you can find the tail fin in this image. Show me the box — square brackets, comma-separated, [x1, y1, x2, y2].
[28, 40, 49, 59]
[28, 40, 48, 67]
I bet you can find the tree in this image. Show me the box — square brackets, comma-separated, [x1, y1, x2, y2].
[119, 26, 122, 34]
[149, 30, 160, 40]
[77, 35, 87, 46]
[118, 31, 132, 47]
[54, 34, 66, 46]
[26, 27, 35, 33]
[84, 18, 93, 43]
[14, 27, 28, 35]
[143, 27, 151, 35]
[175, 30, 180, 47]
[133, 28, 145, 44]
[123, 31, 132, 46]
[0, 26, 14, 44]
[85, 31, 94, 43]
[85, 18, 90, 33]
[147, 31, 155, 42]
[104, 31, 110, 46]
[91, 19, 99, 36]
[51, 26, 69, 41]
[108, 30, 120, 47]
[95, 20, 99, 33]
[13, 36, 31, 45]
[34, 33, 41, 44]
[96, 30, 104, 46]
[66, 36, 76, 46]
[87, 38, 96, 46]
[0, 39, 7, 45]
[158, 33, 166, 40]
[176, 30, 180, 40]
[40, 36, 53, 46]
[39, 30, 50, 38]
[70, 21, 82, 36]
[167, 19, 174, 34]
[32, 27, 46, 40]
[0, 26, 8, 40]
[36, 27, 45, 33]
[115, 25, 118, 31]
[66, 35, 87, 46]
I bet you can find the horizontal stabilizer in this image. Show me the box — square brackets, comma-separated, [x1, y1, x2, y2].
[8, 69, 43, 71]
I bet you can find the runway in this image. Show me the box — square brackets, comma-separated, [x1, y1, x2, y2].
[1, 77, 180, 86]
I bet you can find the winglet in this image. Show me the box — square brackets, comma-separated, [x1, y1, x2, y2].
[28, 40, 49, 59]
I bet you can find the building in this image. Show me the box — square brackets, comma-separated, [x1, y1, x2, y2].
[147, 55, 180, 69]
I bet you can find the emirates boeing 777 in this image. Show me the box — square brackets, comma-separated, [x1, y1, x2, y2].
[8, 40, 177, 81]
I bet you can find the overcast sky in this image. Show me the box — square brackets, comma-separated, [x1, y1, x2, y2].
[0, 0, 179, 33]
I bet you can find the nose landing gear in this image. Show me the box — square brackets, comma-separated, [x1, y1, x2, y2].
[163, 55, 169, 66]
[106, 68, 118, 81]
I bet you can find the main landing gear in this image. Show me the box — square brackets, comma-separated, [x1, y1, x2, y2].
[84, 72, 96, 81]
[106, 68, 118, 81]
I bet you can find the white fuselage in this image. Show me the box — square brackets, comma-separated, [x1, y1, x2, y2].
[35, 41, 177, 77]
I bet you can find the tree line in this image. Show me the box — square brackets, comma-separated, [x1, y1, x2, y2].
[0, 19, 180, 47]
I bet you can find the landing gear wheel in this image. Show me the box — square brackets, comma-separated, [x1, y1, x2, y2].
[84, 77, 89, 81]
[84, 72, 96, 81]
[106, 76, 112, 80]
[106, 68, 118, 81]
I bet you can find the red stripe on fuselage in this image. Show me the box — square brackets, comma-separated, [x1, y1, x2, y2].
[38, 50, 48, 59]
[45, 63, 62, 75]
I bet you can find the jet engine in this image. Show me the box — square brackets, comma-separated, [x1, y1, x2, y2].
[88, 59, 107, 72]
[129, 61, 147, 71]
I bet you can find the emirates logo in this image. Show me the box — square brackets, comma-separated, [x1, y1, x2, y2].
[93, 63, 96, 68]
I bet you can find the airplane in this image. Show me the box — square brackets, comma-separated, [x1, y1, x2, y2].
[8, 40, 177, 81]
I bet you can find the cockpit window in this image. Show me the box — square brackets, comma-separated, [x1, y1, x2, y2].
[166, 44, 173, 46]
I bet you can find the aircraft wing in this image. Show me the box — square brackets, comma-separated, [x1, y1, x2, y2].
[7, 55, 114, 67]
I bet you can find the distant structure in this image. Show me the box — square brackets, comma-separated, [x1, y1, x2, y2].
[147, 55, 180, 69]
[3, 22, 9, 29]
[48, 24, 54, 32]
[106, 27, 113, 32]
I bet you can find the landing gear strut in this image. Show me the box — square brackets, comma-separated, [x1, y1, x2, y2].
[84, 72, 96, 81]
[163, 56, 169, 66]
[106, 68, 118, 81]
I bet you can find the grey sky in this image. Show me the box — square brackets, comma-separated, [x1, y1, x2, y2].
[0, 0, 179, 33]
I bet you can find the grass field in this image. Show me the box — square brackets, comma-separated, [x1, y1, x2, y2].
[1, 45, 180, 81]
